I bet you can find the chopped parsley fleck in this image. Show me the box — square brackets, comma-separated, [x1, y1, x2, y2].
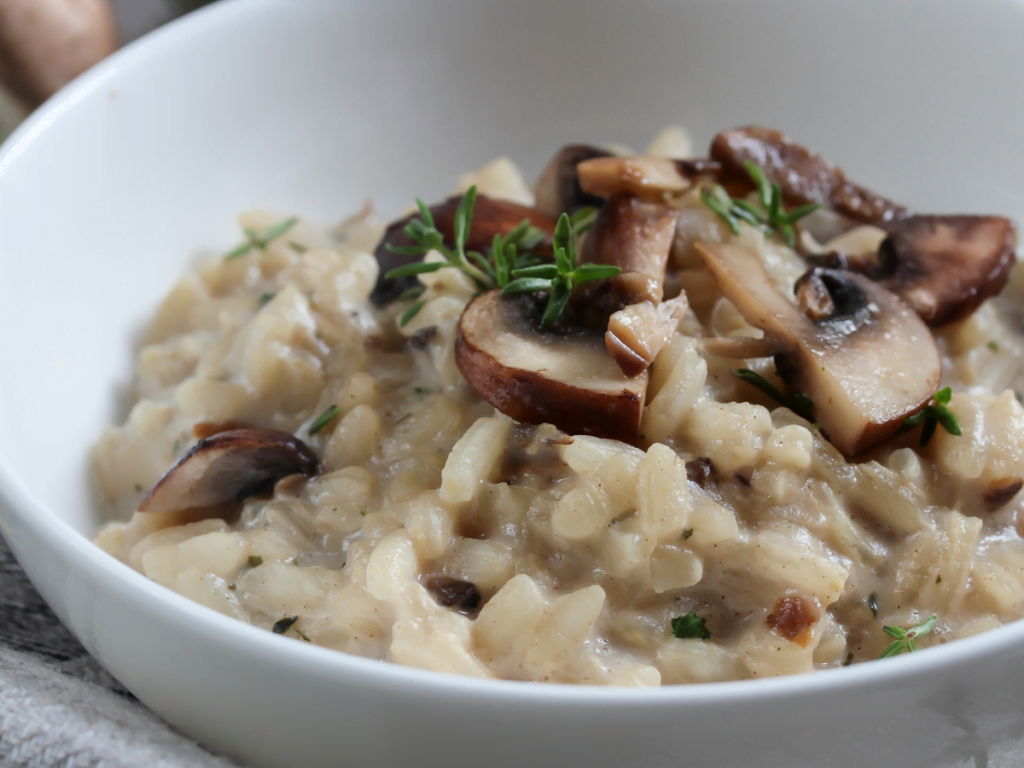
[671, 611, 711, 640]
[308, 404, 341, 435]
[257, 291, 276, 307]
[843, 652, 855, 666]
[987, 340, 1000, 352]
[682, 528, 694, 540]
[272, 616, 299, 634]
[247, 555, 263, 568]
[868, 592, 878, 618]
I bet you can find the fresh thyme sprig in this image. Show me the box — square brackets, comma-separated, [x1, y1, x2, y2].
[902, 387, 961, 447]
[878, 615, 938, 658]
[384, 187, 618, 330]
[384, 186, 548, 326]
[732, 368, 814, 419]
[701, 161, 820, 248]
[501, 209, 621, 330]
[225, 216, 300, 260]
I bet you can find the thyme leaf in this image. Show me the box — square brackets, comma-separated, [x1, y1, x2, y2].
[225, 216, 300, 260]
[308, 405, 341, 435]
[903, 387, 961, 447]
[732, 369, 814, 419]
[878, 615, 938, 658]
[699, 162, 820, 248]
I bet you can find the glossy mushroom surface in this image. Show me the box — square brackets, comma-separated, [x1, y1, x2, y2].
[139, 429, 320, 515]
[877, 215, 1016, 326]
[455, 291, 647, 443]
[697, 242, 941, 457]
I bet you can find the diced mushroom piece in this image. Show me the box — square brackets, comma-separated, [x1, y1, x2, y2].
[370, 194, 557, 305]
[696, 243, 941, 457]
[710, 126, 907, 226]
[455, 291, 647, 443]
[582, 193, 680, 292]
[139, 429, 320, 515]
[606, 297, 689, 377]
[533, 144, 613, 219]
[577, 156, 692, 201]
[876, 215, 1016, 326]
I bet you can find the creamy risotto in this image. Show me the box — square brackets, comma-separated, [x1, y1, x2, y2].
[93, 125, 1024, 685]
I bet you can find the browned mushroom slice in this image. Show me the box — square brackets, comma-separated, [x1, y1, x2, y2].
[455, 291, 646, 443]
[696, 243, 941, 457]
[139, 429, 321, 515]
[576, 156, 693, 201]
[709, 126, 907, 226]
[534, 144, 613, 219]
[876, 215, 1016, 326]
[371, 195, 557, 305]
[582, 192, 680, 290]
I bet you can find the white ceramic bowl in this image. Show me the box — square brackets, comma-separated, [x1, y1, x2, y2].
[4, 1, 1024, 766]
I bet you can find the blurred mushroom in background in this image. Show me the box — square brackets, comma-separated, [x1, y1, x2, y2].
[0, 0, 212, 137]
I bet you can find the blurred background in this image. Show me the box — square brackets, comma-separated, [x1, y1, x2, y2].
[0, 0, 212, 140]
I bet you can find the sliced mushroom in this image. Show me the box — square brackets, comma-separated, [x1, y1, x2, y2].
[533, 144, 612, 219]
[697, 242, 941, 457]
[455, 291, 647, 443]
[877, 215, 1016, 326]
[371, 194, 557, 305]
[576, 156, 693, 201]
[606, 297, 688, 377]
[139, 429, 321, 515]
[709, 126, 907, 226]
[582, 192, 679, 290]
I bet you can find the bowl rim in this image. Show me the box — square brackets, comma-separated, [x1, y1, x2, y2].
[1, 0, 1022, 706]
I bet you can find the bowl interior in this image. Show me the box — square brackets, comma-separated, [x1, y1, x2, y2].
[1, 0, 1023, 535]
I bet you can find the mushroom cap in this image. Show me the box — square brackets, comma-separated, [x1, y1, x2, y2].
[710, 126, 907, 226]
[878, 215, 1016, 326]
[697, 242, 941, 457]
[455, 291, 647, 444]
[576, 156, 693, 201]
[138, 429, 321, 515]
[370, 194, 557, 305]
[533, 144, 612, 219]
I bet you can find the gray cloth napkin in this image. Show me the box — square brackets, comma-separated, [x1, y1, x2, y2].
[0, 533, 239, 768]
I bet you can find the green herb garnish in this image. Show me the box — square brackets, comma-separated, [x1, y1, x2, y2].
[385, 189, 617, 330]
[700, 161, 820, 248]
[843, 652, 855, 666]
[878, 615, 938, 658]
[671, 611, 711, 640]
[732, 368, 814, 419]
[257, 292, 276, 308]
[902, 387, 961, 447]
[502, 209, 620, 330]
[868, 592, 878, 618]
[247, 555, 263, 568]
[225, 216, 300, 260]
[682, 528, 694, 540]
[272, 616, 299, 634]
[987, 340, 1000, 352]
[308, 404, 341, 435]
